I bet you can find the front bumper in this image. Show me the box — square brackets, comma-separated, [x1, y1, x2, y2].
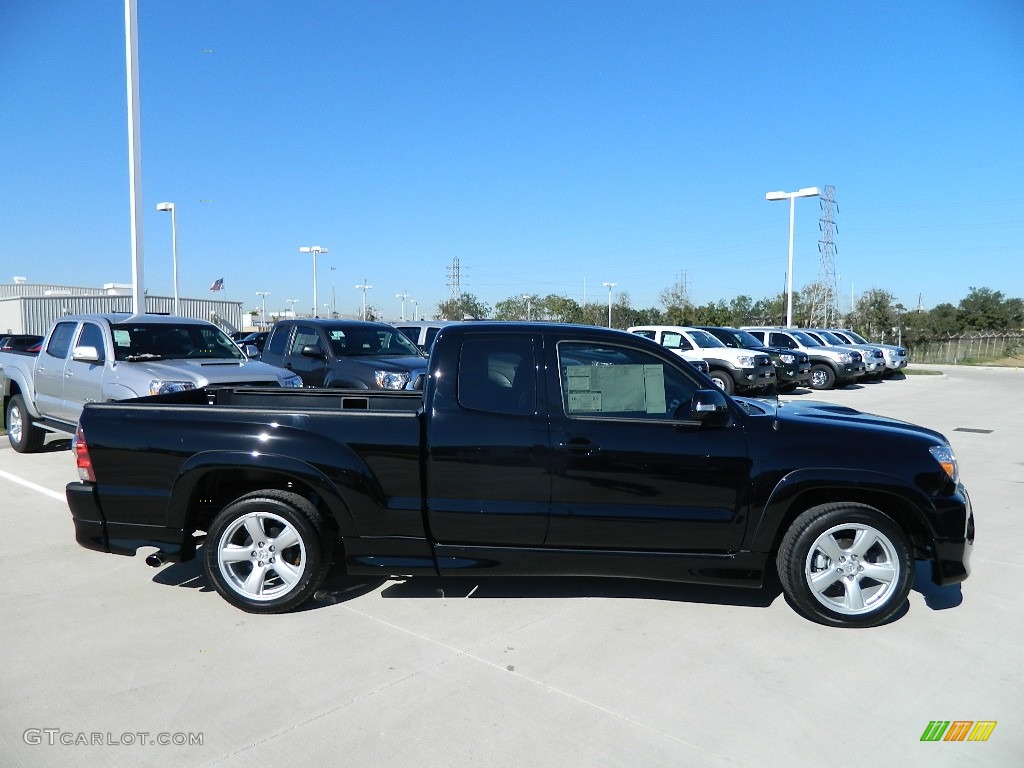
[929, 486, 974, 586]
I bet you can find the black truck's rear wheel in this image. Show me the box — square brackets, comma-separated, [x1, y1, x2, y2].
[777, 503, 912, 628]
[203, 490, 333, 613]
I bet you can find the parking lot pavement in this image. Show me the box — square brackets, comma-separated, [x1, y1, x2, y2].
[1, 366, 1021, 768]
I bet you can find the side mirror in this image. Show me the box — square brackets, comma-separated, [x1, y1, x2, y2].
[72, 345, 102, 363]
[300, 344, 326, 360]
[242, 344, 260, 359]
[687, 389, 730, 426]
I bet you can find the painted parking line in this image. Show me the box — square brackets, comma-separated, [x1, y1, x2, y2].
[0, 468, 66, 503]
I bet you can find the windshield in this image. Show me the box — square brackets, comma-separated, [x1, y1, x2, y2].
[715, 328, 761, 348]
[790, 330, 822, 347]
[111, 323, 244, 361]
[815, 330, 846, 345]
[686, 329, 726, 349]
[844, 330, 869, 344]
[326, 325, 424, 357]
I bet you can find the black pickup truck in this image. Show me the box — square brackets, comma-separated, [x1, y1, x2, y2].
[66, 322, 973, 627]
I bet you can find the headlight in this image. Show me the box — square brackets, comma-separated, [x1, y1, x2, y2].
[837, 352, 854, 363]
[149, 380, 197, 396]
[736, 355, 755, 367]
[929, 445, 959, 483]
[281, 374, 304, 388]
[375, 370, 411, 390]
[779, 353, 796, 364]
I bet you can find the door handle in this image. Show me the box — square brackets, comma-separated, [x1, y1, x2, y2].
[558, 438, 599, 454]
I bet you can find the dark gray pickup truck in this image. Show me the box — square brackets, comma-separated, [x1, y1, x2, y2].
[67, 322, 973, 627]
[259, 318, 428, 389]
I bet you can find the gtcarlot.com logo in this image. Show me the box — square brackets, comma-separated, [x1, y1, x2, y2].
[23, 729, 203, 747]
[921, 721, 997, 742]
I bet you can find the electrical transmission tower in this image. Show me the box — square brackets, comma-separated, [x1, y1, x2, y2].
[807, 185, 839, 327]
[446, 257, 461, 300]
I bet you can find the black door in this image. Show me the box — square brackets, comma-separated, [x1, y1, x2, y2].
[424, 333, 551, 547]
[546, 340, 751, 553]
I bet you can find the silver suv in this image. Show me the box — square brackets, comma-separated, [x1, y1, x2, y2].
[829, 329, 909, 377]
[804, 328, 886, 382]
[742, 327, 865, 390]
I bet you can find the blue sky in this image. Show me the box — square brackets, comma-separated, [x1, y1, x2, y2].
[2, 1, 1022, 320]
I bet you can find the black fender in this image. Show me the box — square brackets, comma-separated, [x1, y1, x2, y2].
[747, 467, 941, 555]
[167, 450, 359, 538]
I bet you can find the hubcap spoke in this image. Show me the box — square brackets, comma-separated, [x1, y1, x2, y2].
[220, 544, 252, 564]
[810, 568, 841, 594]
[272, 526, 300, 550]
[272, 559, 302, 585]
[243, 516, 266, 545]
[849, 528, 879, 558]
[861, 561, 897, 584]
[814, 536, 847, 564]
[243, 562, 268, 596]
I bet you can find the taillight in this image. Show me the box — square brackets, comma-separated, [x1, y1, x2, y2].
[74, 425, 95, 482]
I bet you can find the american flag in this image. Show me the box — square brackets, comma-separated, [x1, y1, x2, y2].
[209, 277, 224, 292]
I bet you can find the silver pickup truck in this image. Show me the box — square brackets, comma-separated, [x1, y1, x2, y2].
[1, 313, 302, 452]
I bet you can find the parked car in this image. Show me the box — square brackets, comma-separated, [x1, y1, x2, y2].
[236, 331, 269, 356]
[695, 326, 811, 393]
[1, 314, 303, 453]
[0, 334, 44, 352]
[392, 320, 456, 352]
[828, 329, 909, 377]
[804, 329, 886, 382]
[628, 325, 774, 394]
[67, 321, 974, 627]
[261, 318, 428, 389]
[743, 327, 865, 391]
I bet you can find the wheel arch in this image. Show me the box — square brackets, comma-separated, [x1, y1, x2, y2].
[750, 469, 936, 560]
[167, 451, 359, 545]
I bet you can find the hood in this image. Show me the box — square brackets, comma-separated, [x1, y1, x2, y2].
[737, 396, 947, 444]
[125, 358, 287, 385]
[337, 355, 429, 373]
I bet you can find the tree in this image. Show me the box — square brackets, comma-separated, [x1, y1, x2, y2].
[957, 287, 1022, 331]
[850, 289, 898, 341]
[436, 293, 490, 320]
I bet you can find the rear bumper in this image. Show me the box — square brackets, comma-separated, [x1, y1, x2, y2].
[66, 482, 194, 561]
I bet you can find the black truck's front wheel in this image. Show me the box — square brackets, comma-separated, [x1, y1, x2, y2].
[777, 503, 913, 628]
[204, 491, 333, 613]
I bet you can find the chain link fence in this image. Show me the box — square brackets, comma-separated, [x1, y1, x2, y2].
[907, 332, 1023, 364]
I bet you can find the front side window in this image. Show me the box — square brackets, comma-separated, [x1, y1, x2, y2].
[46, 322, 77, 360]
[557, 342, 697, 421]
[289, 326, 321, 356]
[76, 323, 105, 361]
[457, 337, 536, 415]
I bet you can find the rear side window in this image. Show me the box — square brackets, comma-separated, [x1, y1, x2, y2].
[265, 325, 289, 356]
[45, 322, 77, 360]
[458, 337, 536, 415]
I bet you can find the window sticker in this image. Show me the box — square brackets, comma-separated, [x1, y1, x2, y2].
[566, 363, 666, 414]
[113, 330, 131, 347]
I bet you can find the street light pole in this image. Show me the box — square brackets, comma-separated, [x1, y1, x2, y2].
[299, 246, 328, 316]
[411, 299, 419, 321]
[522, 294, 531, 321]
[395, 291, 409, 321]
[356, 279, 373, 320]
[155, 202, 179, 314]
[765, 187, 820, 327]
[602, 282, 617, 327]
[256, 291, 270, 329]
[286, 298, 299, 317]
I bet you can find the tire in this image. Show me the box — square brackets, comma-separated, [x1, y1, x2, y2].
[6, 395, 45, 453]
[203, 490, 333, 613]
[708, 370, 734, 395]
[777, 503, 912, 628]
[808, 364, 836, 390]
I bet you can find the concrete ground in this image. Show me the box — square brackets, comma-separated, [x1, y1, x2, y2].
[1, 365, 1020, 767]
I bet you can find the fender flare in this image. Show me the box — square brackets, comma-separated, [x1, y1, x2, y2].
[747, 467, 937, 554]
[167, 450, 359, 537]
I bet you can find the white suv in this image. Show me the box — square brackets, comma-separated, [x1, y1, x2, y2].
[628, 325, 775, 394]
